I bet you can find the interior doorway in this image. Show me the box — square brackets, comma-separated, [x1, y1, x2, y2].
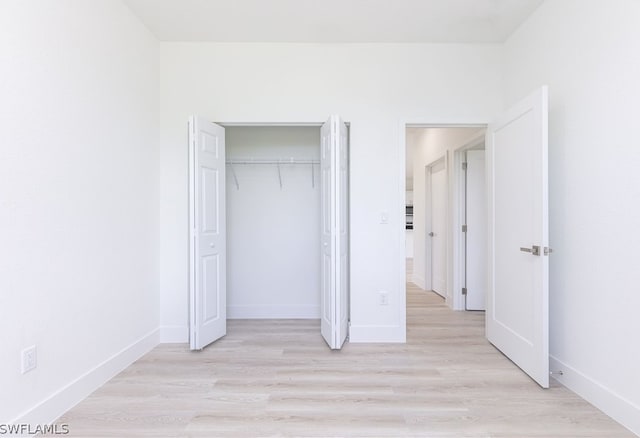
[404, 126, 486, 309]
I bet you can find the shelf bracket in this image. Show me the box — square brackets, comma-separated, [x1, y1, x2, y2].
[277, 161, 282, 189]
[229, 162, 239, 190]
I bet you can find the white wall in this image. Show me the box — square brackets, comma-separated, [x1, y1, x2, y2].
[159, 43, 503, 342]
[409, 128, 483, 300]
[0, 1, 159, 423]
[504, 1, 640, 434]
[226, 127, 320, 318]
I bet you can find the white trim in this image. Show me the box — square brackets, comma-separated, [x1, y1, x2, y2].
[550, 355, 640, 436]
[217, 121, 351, 128]
[188, 116, 197, 350]
[227, 306, 320, 319]
[397, 122, 408, 346]
[11, 329, 159, 426]
[349, 324, 406, 343]
[159, 325, 189, 343]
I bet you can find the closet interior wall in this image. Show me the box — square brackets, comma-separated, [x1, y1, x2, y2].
[225, 126, 321, 319]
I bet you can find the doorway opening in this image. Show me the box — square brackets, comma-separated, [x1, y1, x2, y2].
[225, 126, 322, 320]
[403, 126, 487, 311]
[189, 117, 350, 351]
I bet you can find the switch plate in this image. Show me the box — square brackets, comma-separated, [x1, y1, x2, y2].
[21, 346, 37, 374]
[379, 291, 389, 306]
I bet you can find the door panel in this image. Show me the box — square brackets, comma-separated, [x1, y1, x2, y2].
[336, 118, 349, 348]
[430, 161, 447, 296]
[486, 86, 549, 387]
[320, 115, 349, 349]
[465, 150, 487, 311]
[189, 116, 226, 351]
[320, 123, 333, 346]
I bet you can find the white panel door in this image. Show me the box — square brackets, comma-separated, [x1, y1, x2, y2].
[486, 86, 549, 387]
[189, 116, 226, 351]
[430, 160, 447, 296]
[320, 119, 333, 347]
[336, 117, 349, 349]
[465, 150, 487, 311]
[320, 115, 349, 350]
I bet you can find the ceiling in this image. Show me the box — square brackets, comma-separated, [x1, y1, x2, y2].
[123, 0, 544, 43]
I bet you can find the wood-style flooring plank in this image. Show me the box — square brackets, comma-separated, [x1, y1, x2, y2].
[57, 266, 633, 437]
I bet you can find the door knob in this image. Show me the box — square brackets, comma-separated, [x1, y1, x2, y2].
[520, 245, 540, 256]
[428, 232, 434, 237]
[209, 243, 216, 248]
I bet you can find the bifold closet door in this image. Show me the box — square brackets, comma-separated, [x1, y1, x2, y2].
[320, 115, 349, 350]
[188, 116, 227, 351]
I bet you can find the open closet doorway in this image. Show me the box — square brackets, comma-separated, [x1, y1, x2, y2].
[188, 116, 349, 351]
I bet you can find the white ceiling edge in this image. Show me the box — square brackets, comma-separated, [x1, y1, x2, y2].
[123, 0, 544, 44]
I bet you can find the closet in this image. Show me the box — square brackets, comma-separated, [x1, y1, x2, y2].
[225, 126, 321, 319]
[188, 116, 349, 351]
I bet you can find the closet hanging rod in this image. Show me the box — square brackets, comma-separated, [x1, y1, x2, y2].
[225, 158, 319, 165]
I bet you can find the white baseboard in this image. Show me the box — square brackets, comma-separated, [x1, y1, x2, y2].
[349, 324, 406, 343]
[159, 325, 189, 343]
[550, 355, 640, 436]
[12, 328, 160, 426]
[412, 275, 426, 290]
[227, 305, 320, 319]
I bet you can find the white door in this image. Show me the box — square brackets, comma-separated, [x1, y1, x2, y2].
[430, 160, 447, 296]
[189, 116, 226, 350]
[486, 86, 549, 387]
[465, 150, 487, 311]
[320, 115, 349, 350]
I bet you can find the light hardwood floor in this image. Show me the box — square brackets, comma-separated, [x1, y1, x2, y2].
[58, 267, 633, 437]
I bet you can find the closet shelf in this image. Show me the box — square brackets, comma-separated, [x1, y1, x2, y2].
[226, 158, 319, 165]
[225, 158, 319, 190]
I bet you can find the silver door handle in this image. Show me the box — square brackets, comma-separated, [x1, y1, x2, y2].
[209, 243, 216, 248]
[428, 232, 434, 237]
[520, 245, 540, 256]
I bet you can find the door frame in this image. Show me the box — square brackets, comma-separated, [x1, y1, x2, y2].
[190, 119, 351, 340]
[399, 121, 488, 334]
[424, 155, 447, 295]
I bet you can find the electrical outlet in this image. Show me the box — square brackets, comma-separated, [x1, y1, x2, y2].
[379, 291, 389, 306]
[21, 346, 37, 374]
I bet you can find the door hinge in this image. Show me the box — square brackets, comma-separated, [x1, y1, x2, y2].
[462, 224, 467, 233]
[462, 287, 467, 295]
[462, 162, 468, 170]
[544, 247, 553, 256]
